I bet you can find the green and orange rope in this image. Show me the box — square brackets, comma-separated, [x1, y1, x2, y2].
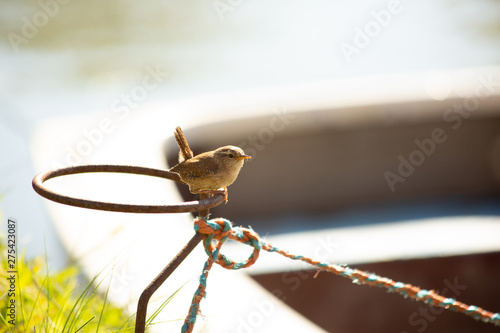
[181, 217, 500, 333]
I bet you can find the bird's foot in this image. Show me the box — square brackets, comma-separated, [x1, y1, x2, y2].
[194, 188, 228, 203]
[220, 187, 228, 203]
[212, 187, 228, 203]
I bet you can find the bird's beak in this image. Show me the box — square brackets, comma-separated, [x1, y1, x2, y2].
[238, 154, 251, 160]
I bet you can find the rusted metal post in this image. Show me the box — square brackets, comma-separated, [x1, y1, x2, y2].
[134, 193, 211, 333]
[134, 233, 204, 332]
[32, 165, 224, 213]
[31, 165, 222, 333]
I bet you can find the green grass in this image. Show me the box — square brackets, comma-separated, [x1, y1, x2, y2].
[0, 235, 134, 332]
[0, 233, 183, 332]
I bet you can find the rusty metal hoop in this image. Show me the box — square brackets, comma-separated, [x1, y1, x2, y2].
[32, 164, 224, 213]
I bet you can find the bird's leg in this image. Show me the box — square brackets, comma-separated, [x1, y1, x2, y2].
[211, 187, 228, 204]
[193, 188, 228, 203]
[220, 187, 228, 203]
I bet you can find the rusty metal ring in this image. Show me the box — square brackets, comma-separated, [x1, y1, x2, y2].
[32, 164, 224, 213]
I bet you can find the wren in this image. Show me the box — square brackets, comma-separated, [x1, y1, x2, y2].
[169, 127, 251, 201]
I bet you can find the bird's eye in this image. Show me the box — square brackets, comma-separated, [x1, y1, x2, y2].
[228, 153, 234, 158]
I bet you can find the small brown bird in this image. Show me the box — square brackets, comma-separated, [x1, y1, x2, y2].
[169, 127, 251, 202]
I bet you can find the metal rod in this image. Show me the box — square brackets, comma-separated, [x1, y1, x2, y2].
[134, 232, 204, 333]
[32, 165, 224, 213]
[34, 128, 223, 332]
[197, 193, 211, 219]
[32, 163, 220, 332]
[134, 193, 211, 332]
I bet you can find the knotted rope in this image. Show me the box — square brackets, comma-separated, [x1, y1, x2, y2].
[181, 217, 500, 333]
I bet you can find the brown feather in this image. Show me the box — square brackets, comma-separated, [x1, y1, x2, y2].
[169, 145, 250, 193]
[174, 126, 193, 162]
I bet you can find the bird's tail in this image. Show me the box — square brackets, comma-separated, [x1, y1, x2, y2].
[174, 126, 194, 162]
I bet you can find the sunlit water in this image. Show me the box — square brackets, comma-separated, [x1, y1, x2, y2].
[1, 0, 499, 268]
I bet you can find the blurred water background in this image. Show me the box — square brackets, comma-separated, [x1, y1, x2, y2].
[1, 0, 499, 269]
